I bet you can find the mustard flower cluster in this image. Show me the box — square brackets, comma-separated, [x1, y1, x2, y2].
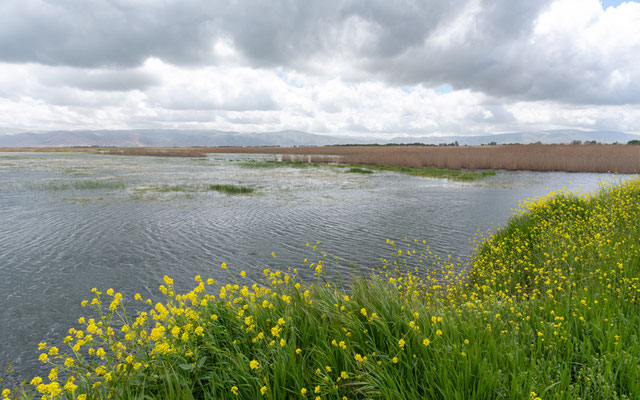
[4, 178, 640, 399]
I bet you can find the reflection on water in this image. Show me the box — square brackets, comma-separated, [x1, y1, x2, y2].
[0, 152, 630, 381]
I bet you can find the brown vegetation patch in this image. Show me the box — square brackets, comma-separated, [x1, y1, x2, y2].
[200, 144, 640, 173]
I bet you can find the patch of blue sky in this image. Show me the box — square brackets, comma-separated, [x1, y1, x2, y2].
[435, 84, 453, 95]
[276, 71, 304, 88]
[600, 0, 638, 8]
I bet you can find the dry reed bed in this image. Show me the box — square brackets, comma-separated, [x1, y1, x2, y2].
[5, 145, 640, 173]
[196, 144, 640, 173]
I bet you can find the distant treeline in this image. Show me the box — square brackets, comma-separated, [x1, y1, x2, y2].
[333, 142, 460, 147]
[335, 140, 640, 147]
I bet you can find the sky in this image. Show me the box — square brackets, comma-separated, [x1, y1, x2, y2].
[0, 0, 639, 138]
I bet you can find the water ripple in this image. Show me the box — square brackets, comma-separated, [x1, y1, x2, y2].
[0, 151, 622, 381]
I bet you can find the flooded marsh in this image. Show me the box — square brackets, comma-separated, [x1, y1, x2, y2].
[0, 151, 631, 382]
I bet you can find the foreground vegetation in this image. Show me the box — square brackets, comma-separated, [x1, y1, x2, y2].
[3, 178, 640, 399]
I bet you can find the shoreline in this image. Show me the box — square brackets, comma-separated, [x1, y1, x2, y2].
[4, 177, 640, 399]
[3, 143, 640, 174]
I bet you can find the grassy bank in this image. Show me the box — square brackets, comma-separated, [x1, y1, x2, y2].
[4, 179, 640, 399]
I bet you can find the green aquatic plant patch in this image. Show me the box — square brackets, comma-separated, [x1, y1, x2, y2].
[152, 184, 201, 192]
[30, 179, 126, 191]
[346, 168, 374, 174]
[208, 184, 254, 195]
[239, 159, 495, 181]
[346, 163, 496, 181]
[5, 178, 640, 399]
[141, 183, 254, 195]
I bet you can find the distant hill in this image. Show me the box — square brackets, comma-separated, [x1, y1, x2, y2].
[388, 130, 640, 146]
[0, 129, 639, 148]
[0, 129, 371, 148]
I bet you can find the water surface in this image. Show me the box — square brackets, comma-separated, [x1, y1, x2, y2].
[0, 152, 629, 382]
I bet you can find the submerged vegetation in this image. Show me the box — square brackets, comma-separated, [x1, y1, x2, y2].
[4, 178, 640, 399]
[208, 184, 254, 195]
[29, 179, 126, 191]
[28, 180, 252, 195]
[240, 160, 494, 182]
[127, 184, 255, 201]
[345, 168, 374, 174]
[345, 163, 495, 181]
[145, 184, 254, 195]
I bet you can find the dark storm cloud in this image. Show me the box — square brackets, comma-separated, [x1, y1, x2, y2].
[1, 0, 638, 105]
[0, 0, 484, 68]
[0, 0, 220, 67]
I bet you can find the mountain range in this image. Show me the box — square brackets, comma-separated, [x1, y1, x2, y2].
[1, 129, 639, 148]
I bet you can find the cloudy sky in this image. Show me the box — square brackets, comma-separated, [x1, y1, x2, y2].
[0, 0, 639, 137]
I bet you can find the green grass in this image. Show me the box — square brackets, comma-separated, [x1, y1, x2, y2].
[346, 168, 374, 174]
[239, 160, 495, 181]
[139, 183, 254, 195]
[6, 178, 640, 399]
[208, 184, 254, 195]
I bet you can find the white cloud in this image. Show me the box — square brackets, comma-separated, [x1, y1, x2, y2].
[0, 0, 639, 136]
